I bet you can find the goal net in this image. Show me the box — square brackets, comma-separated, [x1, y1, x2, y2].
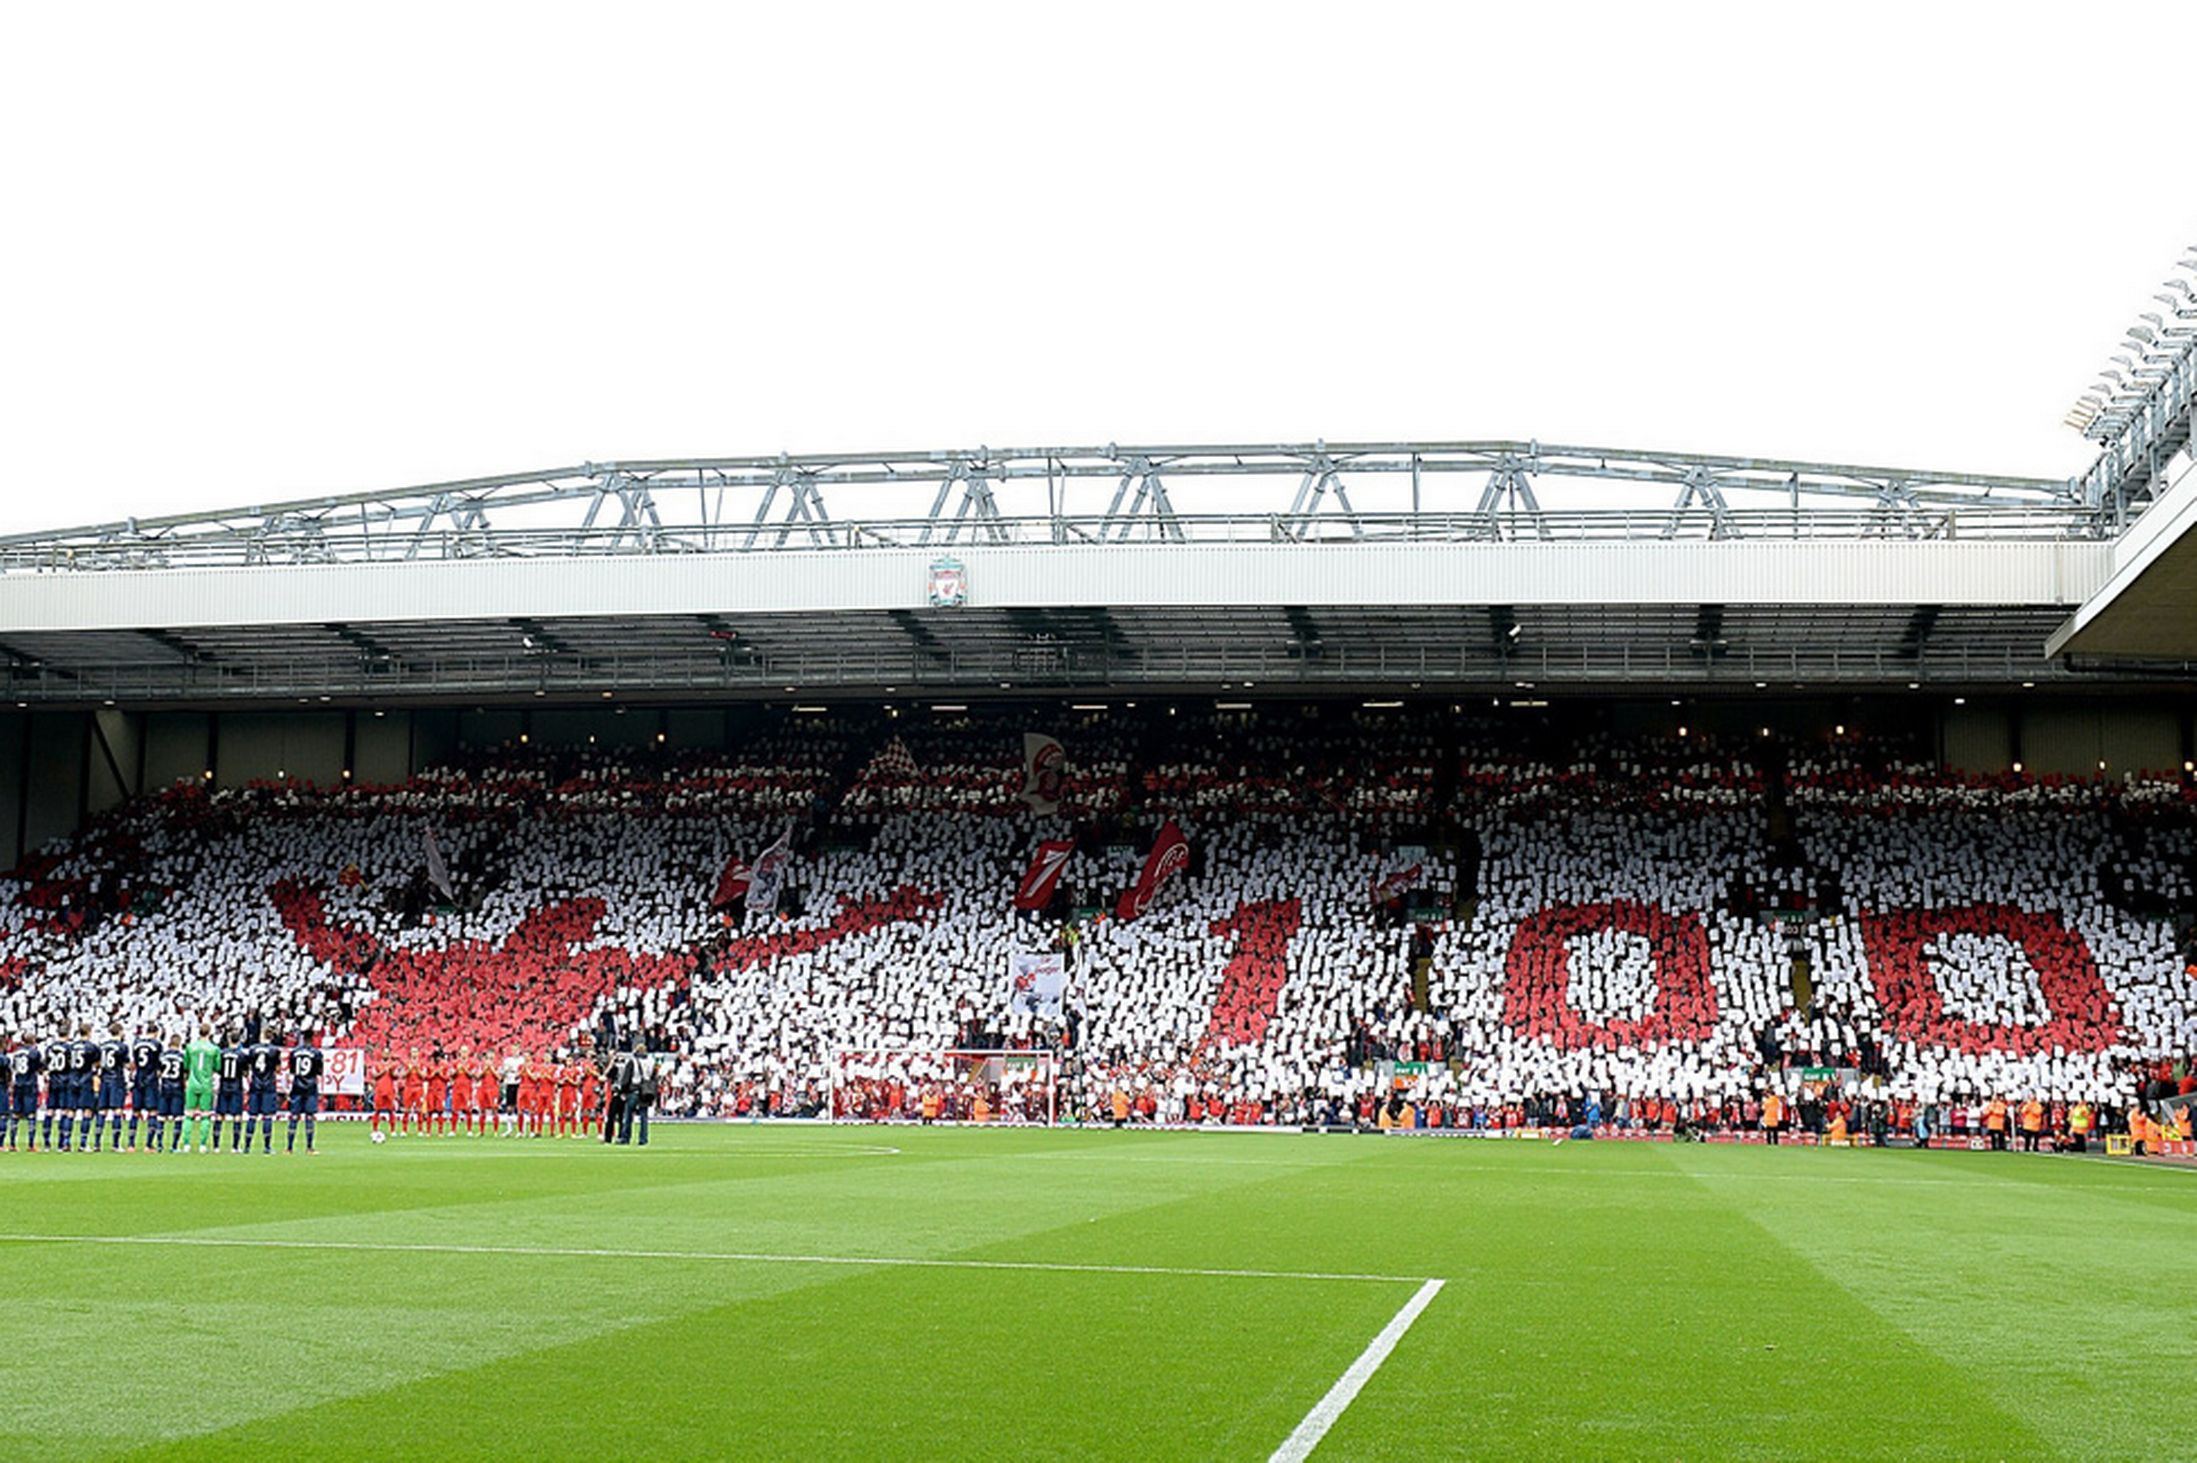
[828, 1048, 1061, 1126]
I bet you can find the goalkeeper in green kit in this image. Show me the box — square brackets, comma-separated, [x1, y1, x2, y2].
[182, 1027, 220, 1152]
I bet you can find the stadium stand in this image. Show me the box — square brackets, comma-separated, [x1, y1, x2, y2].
[2, 707, 2193, 1131]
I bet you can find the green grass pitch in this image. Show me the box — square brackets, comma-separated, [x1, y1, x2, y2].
[3, 1125, 2192, 1460]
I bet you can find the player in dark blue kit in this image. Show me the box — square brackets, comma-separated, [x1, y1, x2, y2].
[246, 1032, 283, 1153]
[215, 1033, 247, 1151]
[153, 1039, 186, 1153]
[7, 1034, 42, 1150]
[286, 1032, 325, 1155]
[128, 1027, 161, 1152]
[43, 1030, 74, 1150]
[68, 1024, 100, 1152]
[91, 1024, 129, 1152]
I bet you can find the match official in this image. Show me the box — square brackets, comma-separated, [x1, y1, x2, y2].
[603, 1040, 639, 1145]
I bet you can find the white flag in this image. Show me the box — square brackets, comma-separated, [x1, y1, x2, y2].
[1006, 949, 1068, 1020]
[423, 827, 456, 903]
[744, 822, 795, 917]
[1021, 734, 1065, 814]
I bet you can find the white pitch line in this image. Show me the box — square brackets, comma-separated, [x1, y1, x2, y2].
[1270, 1277, 1444, 1463]
[0, 1231, 1427, 1286]
[368, 1143, 905, 1159]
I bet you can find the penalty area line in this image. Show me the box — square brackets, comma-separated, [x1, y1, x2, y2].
[0, 1232, 1427, 1287]
[1270, 1277, 1444, 1463]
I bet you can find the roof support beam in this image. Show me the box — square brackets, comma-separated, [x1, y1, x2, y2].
[919, 457, 1009, 547]
[1101, 456, 1184, 543]
[1475, 456, 1548, 540]
[0, 441, 2089, 573]
[1277, 450, 1365, 541]
[1664, 468, 1734, 539]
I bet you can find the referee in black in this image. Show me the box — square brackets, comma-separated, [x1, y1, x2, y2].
[603, 1038, 639, 1145]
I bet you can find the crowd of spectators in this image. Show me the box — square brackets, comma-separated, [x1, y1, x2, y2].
[0, 710, 2193, 1131]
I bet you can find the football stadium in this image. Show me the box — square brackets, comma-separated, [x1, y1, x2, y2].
[6, 8, 2197, 1452]
[3, 237, 2197, 1458]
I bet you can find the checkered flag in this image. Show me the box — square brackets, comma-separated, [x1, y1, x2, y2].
[859, 735, 920, 784]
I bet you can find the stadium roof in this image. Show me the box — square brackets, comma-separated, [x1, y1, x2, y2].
[0, 437, 2186, 705]
[2048, 459, 2197, 661]
[0, 439, 2090, 567]
[2047, 246, 2197, 663]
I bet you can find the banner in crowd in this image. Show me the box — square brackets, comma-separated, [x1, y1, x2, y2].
[1013, 838, 1077, 910]
[1021, 734, 1065, 814]
[1369, 846, 1427, 905]
[745, 822, 794, 917]
[324, 1047, 367, 1097]
[860, 735, 920, 785]
[1115, 819, 1189, 921]
[423, 826, 456, 903]
[710, 850, 753, 910]
[1007, 949, 1068, 1019]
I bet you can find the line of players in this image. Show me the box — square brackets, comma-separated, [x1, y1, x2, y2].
[366, 1047, 604, 1139]
[3, 1023, 328, 1155]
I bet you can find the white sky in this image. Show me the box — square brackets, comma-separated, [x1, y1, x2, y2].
[3, 2, 2191, 534]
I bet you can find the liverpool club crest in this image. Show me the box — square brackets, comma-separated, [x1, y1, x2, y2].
[927, 557, 968, 608]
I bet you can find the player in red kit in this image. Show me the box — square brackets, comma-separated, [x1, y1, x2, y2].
[531, 1053, 555, 1136]
[557, 1058, 583, 1137]
[579, 1055, 602, 1135]
[473, 1057, 498, 1136]
[400, 1046, 426, 1135]
[512, 1053, 536, 1136]
[449, 1044, 475, 1136]
[370, 1048, 397, 1137]
[461, 1041, 487, 1133]
[425, 1051, 450, 1136]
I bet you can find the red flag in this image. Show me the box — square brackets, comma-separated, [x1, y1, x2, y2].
[1369, 859, 1425, 906]
[710, 853, 753, 910]
[1115, 819, 1190, 921]
[1014, 838, 1077, 911]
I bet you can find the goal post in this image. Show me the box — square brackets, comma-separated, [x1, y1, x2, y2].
[828, 1048, 1062, 1126]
